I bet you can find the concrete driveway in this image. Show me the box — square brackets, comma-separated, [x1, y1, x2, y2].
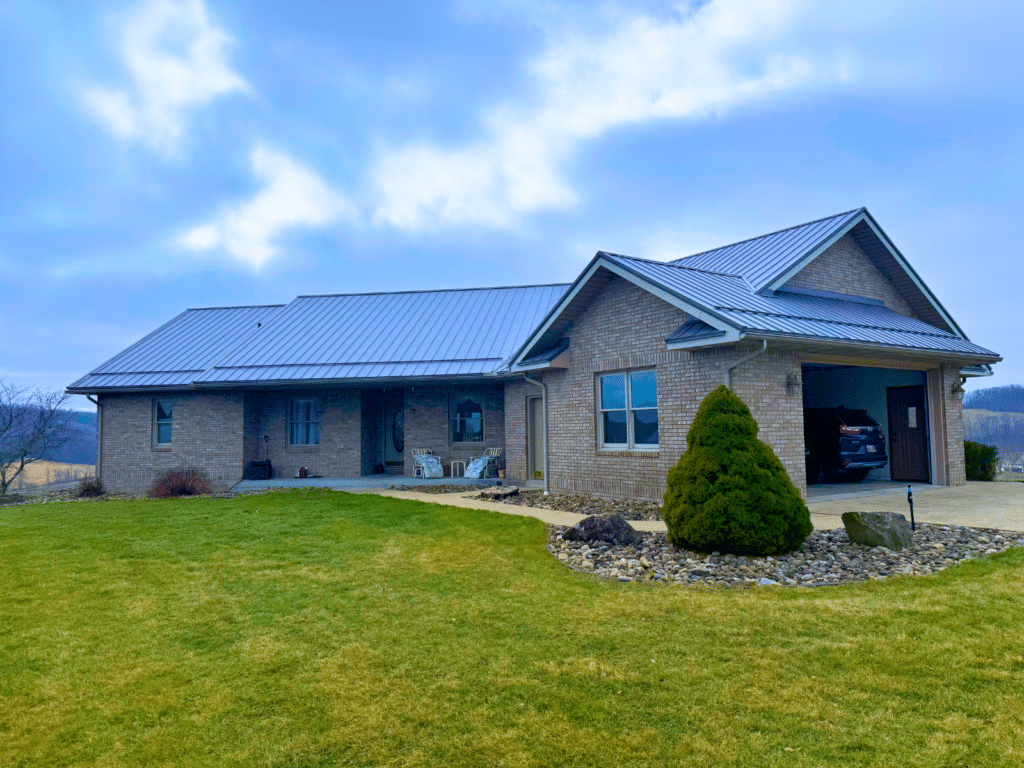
[350, 481, 1024, 534]
[807, 481, 1024, 532]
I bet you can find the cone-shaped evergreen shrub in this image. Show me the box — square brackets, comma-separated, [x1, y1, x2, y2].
[663, 385, 812, 555]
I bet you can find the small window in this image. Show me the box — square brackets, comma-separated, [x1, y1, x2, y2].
[289, 399, 321, 445]
[451, 393, 484, 442]
[598, 370, 658, 449]
[154, 400, 173, 445]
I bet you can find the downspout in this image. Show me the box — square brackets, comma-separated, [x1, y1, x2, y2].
[522, 374, 549, 496]
[725, 339, 768, 390]
[86, 395, 102, 483]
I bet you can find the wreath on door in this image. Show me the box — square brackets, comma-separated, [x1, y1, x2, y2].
[392, 410, 405, 454]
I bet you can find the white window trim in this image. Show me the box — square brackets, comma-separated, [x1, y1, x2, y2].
[597, 369, 659, 451]
[153, 398, 173, 450]
[288, 398, 322, 447]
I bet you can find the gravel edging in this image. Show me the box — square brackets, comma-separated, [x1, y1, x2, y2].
[547, 523, 1024, 587]
[482, 490, 663, 521]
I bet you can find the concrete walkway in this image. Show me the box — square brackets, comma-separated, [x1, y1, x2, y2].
[344, 481, 1024, 533]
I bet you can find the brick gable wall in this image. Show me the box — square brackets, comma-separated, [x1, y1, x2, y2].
[505, 275, 806, 500]
[785, 232, 917, 317]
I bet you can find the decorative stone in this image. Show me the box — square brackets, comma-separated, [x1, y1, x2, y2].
[842, 511, 913, 551]
[563, 513, 641, 546]
[479, 485, 520, 499]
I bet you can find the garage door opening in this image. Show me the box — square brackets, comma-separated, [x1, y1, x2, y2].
[802, 363, 931, 494]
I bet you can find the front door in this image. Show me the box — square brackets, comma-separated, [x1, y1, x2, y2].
[383, 391, 404, 473]
[527, 397, 544, 480]
[887, 385, 929, 482]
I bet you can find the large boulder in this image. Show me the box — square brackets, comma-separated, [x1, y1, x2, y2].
[479, 485, 519, 499]
[564, 514, 641, 546]
[842, 511, 913, 550]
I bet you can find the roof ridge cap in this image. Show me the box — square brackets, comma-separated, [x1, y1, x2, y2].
[599, 250, 747, 279]
[670, 207, 864, 264]
[296, 283, 572, 299]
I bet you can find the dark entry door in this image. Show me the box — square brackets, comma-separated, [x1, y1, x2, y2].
[887, 385, 929, 482]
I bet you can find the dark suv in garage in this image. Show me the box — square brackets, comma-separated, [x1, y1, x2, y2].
[804, 407, 888, 484]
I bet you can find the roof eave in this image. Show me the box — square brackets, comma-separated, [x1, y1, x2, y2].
[508, 253, 741, 368]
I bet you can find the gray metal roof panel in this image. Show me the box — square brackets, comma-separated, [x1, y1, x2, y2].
[196, 284, 568, 383]
[665, 318, 727, 343]
[67, 305, 283, 391]
[519, 338, 570, 366]
[600, 252, 998, 358]
[669, 209, 863, 290]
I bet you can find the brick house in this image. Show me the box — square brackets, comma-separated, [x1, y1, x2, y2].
[68, 208, 1000, 499]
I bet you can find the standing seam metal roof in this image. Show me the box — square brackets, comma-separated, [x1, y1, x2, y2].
[669, 209, 863, 290]
[192, 284, 569, 385]
[602, 252, 998, 359]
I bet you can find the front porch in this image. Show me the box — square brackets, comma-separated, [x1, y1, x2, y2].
[232, 475, 501, 493]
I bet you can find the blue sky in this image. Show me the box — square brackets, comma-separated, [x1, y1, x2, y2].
[2, 0, 1022, 409]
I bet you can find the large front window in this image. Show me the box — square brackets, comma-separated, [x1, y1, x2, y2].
[598, 370, 658, 449]
[450, 393, 484, 442]
[289, 399, 321, 445]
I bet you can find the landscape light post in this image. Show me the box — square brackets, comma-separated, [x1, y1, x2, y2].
[907, 484, 915, 531]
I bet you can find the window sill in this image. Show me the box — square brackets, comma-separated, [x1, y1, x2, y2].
[597, 448, 660, 457]
[287, 444, 321, 452]
[152, 446, 172, 452]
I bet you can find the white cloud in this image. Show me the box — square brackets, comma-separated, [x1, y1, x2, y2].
[179, 146, 356, 267]
[372, 0, 850, 230]
[84, 0, 248, 151]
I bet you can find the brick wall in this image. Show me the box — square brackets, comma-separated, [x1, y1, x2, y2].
[941, 363, 967, 486]
[506, 274, 806, 501]
[98, 391, 245, 493]
[785, 232, 917, 317]
[252, 389, 361, 479]
[404, 384, 505, 475]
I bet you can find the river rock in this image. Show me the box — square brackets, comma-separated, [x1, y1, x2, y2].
[563, 513, 641, 546]
[842, 511, 913, 551]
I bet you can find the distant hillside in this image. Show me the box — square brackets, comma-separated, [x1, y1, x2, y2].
[964, 409, 1024, 456]
[964, 384, 1024, 413]
[42, 409, 97, 465]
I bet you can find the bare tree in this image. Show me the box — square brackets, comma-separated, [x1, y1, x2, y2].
[0, 381, 73, 496]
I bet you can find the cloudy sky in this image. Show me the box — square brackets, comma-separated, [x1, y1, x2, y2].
[2, 0, 1022, 409]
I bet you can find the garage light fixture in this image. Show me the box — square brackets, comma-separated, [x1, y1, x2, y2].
[786, 371, 802, 397]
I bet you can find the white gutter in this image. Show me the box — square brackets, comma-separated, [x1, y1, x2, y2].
[726, 340, 768, 389]
[86, 394, 102, 482]
[522, 374, 549, 495]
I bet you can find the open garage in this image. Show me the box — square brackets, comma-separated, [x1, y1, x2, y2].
[802, 362, 935, 487]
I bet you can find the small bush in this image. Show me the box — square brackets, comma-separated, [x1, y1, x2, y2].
[663, 385, 813, 555]
[149, 467, 212, 498]
[75, 477, 105, 498]
[965, 440, 998, 481]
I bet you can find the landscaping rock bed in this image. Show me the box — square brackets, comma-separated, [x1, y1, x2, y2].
[483, 490, 663, 521]
[547, 522, 1024, 586]
[390, 483, 490, 494]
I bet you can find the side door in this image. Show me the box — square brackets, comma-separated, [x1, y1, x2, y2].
[887, 385, 930, 482]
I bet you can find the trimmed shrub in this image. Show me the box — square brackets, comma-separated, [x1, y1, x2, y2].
[663, 385, 813, 555]
[149, 467, 212, 498]
[75, 477, 105, 498]
[964, 440, 998, 481]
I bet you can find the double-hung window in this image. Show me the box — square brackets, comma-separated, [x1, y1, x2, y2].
[598, 369, 658, 449]
[450, 393, 484, 442]
[154, 400, 174, 446]
[289, 399, 321, 445]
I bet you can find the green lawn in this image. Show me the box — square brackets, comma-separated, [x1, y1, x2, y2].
[2, 490, 1023, 767]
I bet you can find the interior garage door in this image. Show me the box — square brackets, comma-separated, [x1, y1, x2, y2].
[887, 385, 930, 482]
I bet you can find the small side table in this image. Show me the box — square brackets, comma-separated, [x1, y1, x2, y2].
[450, 460, 466, 478]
